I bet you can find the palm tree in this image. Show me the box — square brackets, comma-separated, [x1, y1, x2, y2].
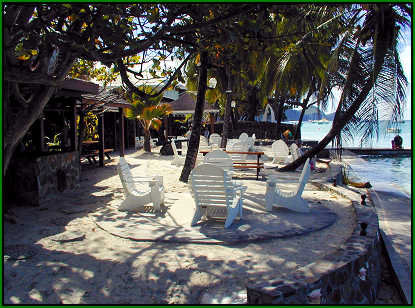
[279, 3, 410, 171]
[124, 88, 172, 152]
[179, 51, 209, 182]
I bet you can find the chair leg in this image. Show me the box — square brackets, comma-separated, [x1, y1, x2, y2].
[191, 206, 203, 226]
[265, 182, 276, 211]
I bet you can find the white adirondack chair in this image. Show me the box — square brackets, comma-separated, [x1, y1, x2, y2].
[203, 149, 234, 174]
[171, 140, 185, 166]
[199, 135, 210, 151]
[265, 158, 311, 213]
[271, 139, 291, 164]
[225, 138, 239, 150]
[117, 157, 165, 211]
[209, 133, 222, 148]
[190, 164, 246, 228]
[177, 136, 188, 155]
[290, 143, 302, 161]
[203, 150, 247, 189]
[239, 132, 249, 143]
[227, 141, 249, 162]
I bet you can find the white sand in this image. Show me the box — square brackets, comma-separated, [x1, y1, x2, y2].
[4, 147, 356, 304]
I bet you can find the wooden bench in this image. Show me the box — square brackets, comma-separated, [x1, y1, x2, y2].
[81, 148, 114, 165]
[201, 150, 265, 180]
[232, 161, 264, 180]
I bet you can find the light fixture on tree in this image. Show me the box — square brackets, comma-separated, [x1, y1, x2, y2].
[231, 100, 236, 108]
[225, 89, 232, 94]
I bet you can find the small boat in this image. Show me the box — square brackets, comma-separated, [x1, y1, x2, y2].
[386, 127, 401, 133]
[311, 118, 330, 124]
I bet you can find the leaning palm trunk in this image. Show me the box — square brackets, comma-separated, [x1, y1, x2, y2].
[179, 51, 208, 183]
[279, 37, 388, 171]
[294, 86, 314, 140]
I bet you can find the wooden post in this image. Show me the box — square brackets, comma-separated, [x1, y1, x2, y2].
[39, 115, 46, 152]
[164, 117, 168, 139]
[98, 113, 104, 167]
[71, 101, 77, 152]
[119, 107, 125, 157]
[209, 112, 215, 134]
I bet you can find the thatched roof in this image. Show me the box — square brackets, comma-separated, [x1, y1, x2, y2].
[81, 87, 131, 113]
[169, 93, 219, 115]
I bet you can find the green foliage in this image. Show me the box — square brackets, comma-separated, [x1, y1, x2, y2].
[69, 59, 119, 86]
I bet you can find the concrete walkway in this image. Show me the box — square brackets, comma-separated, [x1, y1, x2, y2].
[369, 188, 412, 304]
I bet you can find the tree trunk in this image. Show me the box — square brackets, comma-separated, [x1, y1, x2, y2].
[143, 128, 151, 152]
[221, 63, 232, 148]
[179, 51, 208, 182]
[3, 54, 75, 175]
[275, 99, 285, 140]
[4, 85, 56, 175]
[246, 86, 257, 122]
[294, 85, 314, 140]
[278, 42, 387, 172]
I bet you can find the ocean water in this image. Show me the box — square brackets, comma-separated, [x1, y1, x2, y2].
[299, 120, 412, 196]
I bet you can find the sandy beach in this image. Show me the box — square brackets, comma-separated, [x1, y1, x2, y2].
[4, 146, 358, 304]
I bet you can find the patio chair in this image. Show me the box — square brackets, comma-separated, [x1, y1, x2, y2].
[203, 149, 233, 174]
[271, 139, 291, 164]
[171, 140, 186, 166]
[239, 132, 249, 143]
[209, 133, 222, 148]
[199, 135, 210, 151]
[225, 138, 239, 150]
[190, 164, 246, 228]
[117, 157, 165, 211]
[227, 141, 249, 162]
[290, 143, 302, 161]
[177, 136, 188, 156]
[265, 158, 311, 213]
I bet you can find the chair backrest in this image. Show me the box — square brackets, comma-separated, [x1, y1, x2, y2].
[209, 133, 222, 146]
[190, 164, 233, 209]
[117, 158, 147, 194]
[225, 139, 239, 151]
[239, 132, 249, 143]
[290, 143, 301, 161]
[171, 139, 181, 157]
[227, 141, 249, 161]
[246, 137, 255, 150]
[272, 139, 290, 157]
[295, 158, 311, 195]
[203, 149, 233, 173]
[177, 136, 188, 153]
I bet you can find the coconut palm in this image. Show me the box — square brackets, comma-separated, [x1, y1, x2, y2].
[124, 89, 172, 152]
[278, 3, 409, 171]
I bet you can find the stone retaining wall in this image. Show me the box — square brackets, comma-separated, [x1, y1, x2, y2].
[8, 152, 80, 206]
[247, 188, 381, 304]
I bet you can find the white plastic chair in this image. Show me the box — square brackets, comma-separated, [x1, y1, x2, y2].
[271, 139, 291, 164]
[238, 132, 249, 143]
[203, 149, 234, 174]
[117, 157, 165, 211]
[199, 135, 210, 151]
[227, 141, 249, 162]
[171, 140, 185, 166]
[190, 164, 246, 228]
[290, 143, 302, 161]
[225, 138, 239, 150]
[209, 133, 222, 148]
[265, 158, 311, 213]
[177, 136, 188, 156]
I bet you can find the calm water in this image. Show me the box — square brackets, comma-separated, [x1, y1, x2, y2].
[299, 120, 412, 196]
